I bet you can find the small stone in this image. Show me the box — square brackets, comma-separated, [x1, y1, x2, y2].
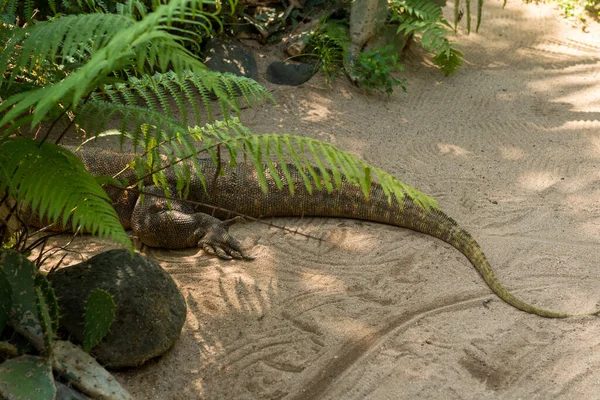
[266, 61, 315, 86]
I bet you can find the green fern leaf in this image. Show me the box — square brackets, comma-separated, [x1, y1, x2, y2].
[109, 121, 437, 218]
[81, 70, 272, 140]
[0, 0, 231, 130]
[151, 126, 439, 211]
[0, 13, 136, 89]
[433, 47, 464, 75]
[392, 0, 464, 75]
[477, 0, 484, 32]
[0, 137, 131, 249]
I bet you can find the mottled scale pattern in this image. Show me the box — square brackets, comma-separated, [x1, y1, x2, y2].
[70, 147, 582, 318]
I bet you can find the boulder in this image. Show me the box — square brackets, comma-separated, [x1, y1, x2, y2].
[47, 250, 186, 368]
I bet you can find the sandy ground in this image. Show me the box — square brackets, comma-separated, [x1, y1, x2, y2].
[47, 0, 600, 398]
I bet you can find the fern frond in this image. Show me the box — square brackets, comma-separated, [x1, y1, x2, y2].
[49, 0, 57, 14]
[0, 0, 229, 131]
[220, 132, 437, 209]
[398, 0, 445, 21]
[392, 0, 463, 76]
[432, 47, 463, 75]
[76, 101, 190, 150]
[395, 0, 483, 34]
[0, 0, 17, 24]
[74, 70, 272, 147]
[23, 0, 34, 23]
[0, 137, 131, 249]
[0, 13, 136, 89]
[132, 124, 438, 211]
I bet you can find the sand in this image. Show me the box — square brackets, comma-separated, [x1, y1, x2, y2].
[46, 0, 600, 398]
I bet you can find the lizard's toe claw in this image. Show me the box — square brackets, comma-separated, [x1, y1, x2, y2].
[201, 244, 216, 256]
[214, 246, 233, 260]
[201, 243, 233, 260]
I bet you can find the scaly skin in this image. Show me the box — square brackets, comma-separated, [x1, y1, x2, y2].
[66, 147, 600, 318]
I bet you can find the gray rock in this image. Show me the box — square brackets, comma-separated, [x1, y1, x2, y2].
[203, 37, 259, 80]
[266, 61, 315, 86]
[47, 250, 186, 368]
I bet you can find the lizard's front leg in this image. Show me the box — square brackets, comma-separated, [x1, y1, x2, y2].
[130, 187, 253, 260]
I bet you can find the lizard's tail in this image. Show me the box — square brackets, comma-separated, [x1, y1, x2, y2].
[208, 163, 600, 318]
[393, 196, 600, 318]
[443, 224, 598, 318]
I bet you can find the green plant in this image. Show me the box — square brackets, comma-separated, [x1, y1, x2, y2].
[390, 0, 464, 75]
[525, 0, 600, 22]
[0, 250, 124, 399]
[305, 19, 350, 82]
[0, 0, 271, 249]
[0, 0, 159, 24]
[352, 45, 407, 94]
[306, 0, 464, 83]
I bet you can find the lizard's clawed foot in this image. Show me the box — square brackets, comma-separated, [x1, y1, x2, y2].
[197, 218, 255, 261]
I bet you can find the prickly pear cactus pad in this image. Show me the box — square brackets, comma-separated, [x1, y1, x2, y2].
[0, 355, 55, 400]
[83, 289, 116, 353]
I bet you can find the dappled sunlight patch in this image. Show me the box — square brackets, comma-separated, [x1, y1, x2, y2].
[518, 171, 560, 191]
[564, 192, 600, 213]
[300, 94, 333, 122]
[321, 316, 377, 342]
[578, 218, 600, 240]
[438, 143, 471, 156]
[551, 78, 600, 114]
[328, 136, 369, 155]
[529, 72, 600, 114]
[498, 145, 526, 160]
[586, 131, 600, 157]
[527, 40, 589, 60]
[326, 227, 379, 253]
[194, 259, 276, 317]
[299, 269, 348, 293]
[30, 235, 121, 272]
[552, 166, 600, 196]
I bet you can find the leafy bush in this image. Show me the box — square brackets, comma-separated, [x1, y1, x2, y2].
[352, 45, 407, 94]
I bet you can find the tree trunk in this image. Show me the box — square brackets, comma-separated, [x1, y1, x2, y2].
[346, 0, 388, 78]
